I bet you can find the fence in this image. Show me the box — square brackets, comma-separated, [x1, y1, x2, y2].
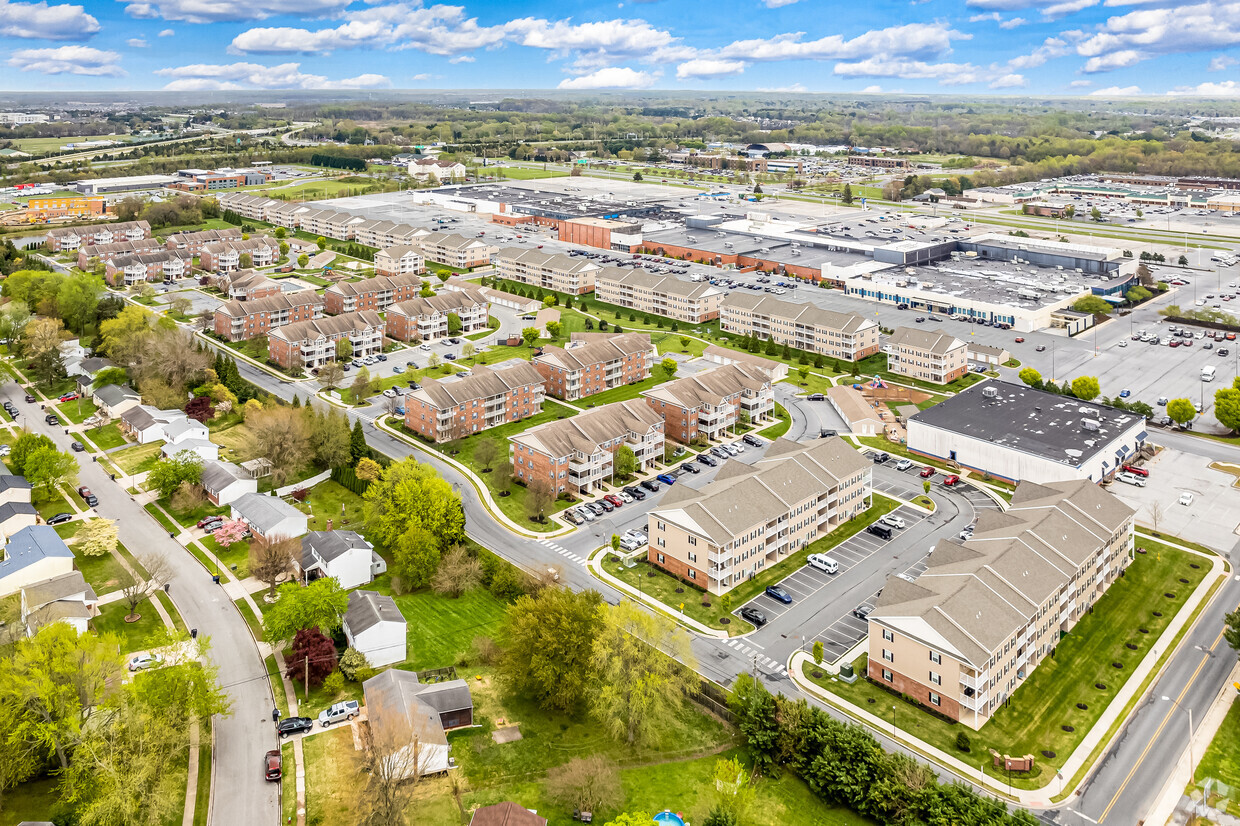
[273, 469, 331, 497]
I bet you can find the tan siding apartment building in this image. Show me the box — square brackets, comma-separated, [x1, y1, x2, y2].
[594, 268, 724, 323]
[47, 220, 152, 252]
[385, 290, 489, 342]
[199, 238, 281, 273]
[417, 232, 497, 270]
[532, 333, 655, 401]
[267, 310, 384, 370]
[867, 479, 1135, 729]
[213, 292, 325, 341]
[76, 239, 163, 270]
[372, 246, 425, 278]
[324, 272, 423, 315]
[646, 437, 871, 594]
[642, 364, 773, 444]
[886, 327, 968, 385]
[495, 248, 601, 295]
[510, 400, 664, 495]
[104, 250, 191, 286]
[164, 228, 243, 255]
[404, 363, 545, 442]
[720, 293, 880, 362]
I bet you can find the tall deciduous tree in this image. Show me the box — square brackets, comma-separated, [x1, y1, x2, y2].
[546, 756, 622, 817]
[473, 439, 498, 472]
[146, 450, 203, 498]
[499, 588, 604, 714]
[246, 406, 311, 486]
[76, 518, 118, 558]
[250, 535, 297, 599]
[352, 691, 438, 826]
[24, 445, 78, 497]
[1214, 379, 1240, 435]
[1070, 375, 1100, 401]
[364, 457, 464, 553]
[613, 445, 637, 480]
[311, 408, 352, 469]
[285, 628, 337, 688]
[120, 553, 173, 621]
[262, 578, 349, 644]
[1166, 398, 1197, 426]
[318, 361, 345, 391]
[1018, 366, 1041, 386]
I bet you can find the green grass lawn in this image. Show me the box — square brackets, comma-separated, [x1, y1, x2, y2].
[203, 535, 250, 579]
[365, 579, 508, 671]
[192, 721, 212, 826]
[157, 492, 228, 530]
[82, 421, 127, 451]
[12, 134, 124, 153]
[33, 489, 74, 521]
[72, 543, 128, 596]
[608, 558, 754, 636]
[215, 335, 269, 364]
[267, 655, 288, 717]
[1194, 699, 1240, 816]
[853, 353, 988, 393]
[280, 741, 296, 825]
[56, 396, 98, 425]
[112, 441, 166, 475]
[302, 726, 356, 826]
[780, 371, 839, 396]
[235, 597, 266, 642]
[575, 375, 666, 409]
[335, 366, 455, 405]
[805, 539, 1209, 789]
[143, 502, 181, 535]
[493, 166, 568, 180]
[255, 178, 388, 199]
[291, 480, 367, 534]
[92, 600, 168, 652]
[757, 403, 791, 440]
[0, 776, 58, 826]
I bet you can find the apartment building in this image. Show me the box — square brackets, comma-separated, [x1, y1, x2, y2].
[720, 293, 880, 362]
[213, 292, 324, 342]
[268, 310, 385, 370]
[353, 221, 427, 250]
[646, 437, 871, 594]
[642, 364, 773, 444]
[104, 250, 192, 286]
[373, 246, 426, 279]
[216, 193, 310, 227]
[46, 221, 152, 252]
[164, 228, 243, 255]
[886, 327, 968, 385]
[408, 159, 467, 181]
[510, 400, 664, 495]
[867, 479, 1135, 729]
[215, 269, 282, 302]
[532, 333, 655, 401]
[199, 238, 281, 273]
[404, 363, 545, 443]
[495, 248, 601, 295]
[325, 272, 423, 315]
[385, 289, 489, 342]
[297, 209, 364, 241]
[76, 239, 162, 270]
[417, 232, 497, 270]
[594, 268, 724, 323]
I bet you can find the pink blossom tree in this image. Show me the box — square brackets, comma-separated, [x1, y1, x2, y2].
[214, 519, 249, 549]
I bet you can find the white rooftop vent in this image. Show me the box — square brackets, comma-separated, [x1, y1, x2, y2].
[1082, 419, 1101, 431]
[982, 386, 1000, 399]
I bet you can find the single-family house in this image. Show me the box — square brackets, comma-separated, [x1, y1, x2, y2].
[470, 803, 548, 826]
[299, 530, 385, 590]
[343, 590, 406, 667]
[200, 461, 258, 507]
[21, 570, 97, 636]
[230, 492, 309, 541]
[159, 416, 216, 463]
[91, 384, 142, 419]
[0, 502, 39, 544]
[0, 526, 75, 598]
[361, 669, 474, 777]
[120, 405, 185, 444]
[0, 469, 32, 505]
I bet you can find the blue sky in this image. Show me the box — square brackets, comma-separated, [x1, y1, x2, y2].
[2, 0, 1239, 96]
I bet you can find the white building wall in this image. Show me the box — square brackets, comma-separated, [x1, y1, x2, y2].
[351, 622, 406, 667]
[0, 557, 75, 599]
[327, 548, 373, 591]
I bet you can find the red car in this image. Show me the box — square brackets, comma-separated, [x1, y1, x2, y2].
[197, 515, 224, 529]
[59, 392, 78, 402]
[1122, 464, 1150, 478]
[942, 475, 961, 487]
[1014, 337, 1025, 343]
[604, 494, 624, 508]
[919, 467, 935, 478]
[264, 749, 282, 781]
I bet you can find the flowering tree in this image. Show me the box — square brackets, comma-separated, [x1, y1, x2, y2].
[213, 519, 249, 549]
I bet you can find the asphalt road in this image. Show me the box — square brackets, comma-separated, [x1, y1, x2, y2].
[1, 382, 280, 826]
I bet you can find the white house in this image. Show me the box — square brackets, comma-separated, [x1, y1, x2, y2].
[230, 492, 309, 541]
[361, 669, 474, 778]
[91, 384, 142, 419]
[200, 461, 258, 507]
[299, 530, 385, 591]
[120, 405, 203, 445]
[343, 589, 406, 667]
[0, 526, 75, 599]
[21, 570, 97, 636]
[0, 502, 39, 546]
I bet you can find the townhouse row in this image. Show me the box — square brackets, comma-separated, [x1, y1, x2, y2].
[104, 250, 192, 286]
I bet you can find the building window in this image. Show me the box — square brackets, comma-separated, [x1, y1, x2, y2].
[882, 649, 894, 663]
[656, 553, 665, 564]
[687, 552, 697, 563]
[882, 669, 893, 683]
[929, 692, 941, 707]
[929, 671, 941, 686]
[688, 536, 697, 546]
[688, 570, 696, 580]
[930, 651, 941, 665]
[882, 629, 893, 642]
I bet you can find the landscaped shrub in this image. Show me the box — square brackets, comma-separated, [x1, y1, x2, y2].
[956, 731, 971, 752]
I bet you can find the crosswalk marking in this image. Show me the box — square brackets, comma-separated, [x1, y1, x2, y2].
[535, 537, 587, 566]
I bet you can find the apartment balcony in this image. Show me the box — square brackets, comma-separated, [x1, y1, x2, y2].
[959, 669, 990, 691]
[959, 689, 990, 713]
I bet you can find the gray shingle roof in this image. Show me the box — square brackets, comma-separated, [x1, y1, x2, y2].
[22, 570, 95, 612]
[345, 589, 404, 635]
[512, 399, 662, 459]
[93, 384, 139, 407]
[0, 526, 73, 579]
[722, 291, 876, 334]
[641, 363, 769, 411]
[200, 460, 245, 494]
[363, 669, 473, 748]
[413, 362, 543, 410]
[268, 310, 385, 344]
[0, 501, 38, 523]
[303, 530, 371, 566]
[532, 333, 653, 373]
[888, 326, 966, 356]
[232, 492, 305, 534]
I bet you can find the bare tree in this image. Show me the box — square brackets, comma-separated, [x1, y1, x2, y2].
[1148, 501, 1166, 536]
[546, 755, 622, 817]
[318, 361, 345, 391]
[473, 439, 498, 472]
[120, 553, 174, 621]
[525, 477, 555, 524]
[352, 696, 441, 826]
[246, 406, 311, 486]
[431, 546, 482, 598]
[251, 535, 298, 599]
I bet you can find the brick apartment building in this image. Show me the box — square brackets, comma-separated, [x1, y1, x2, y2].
[510, 400, 664, 495]
[268, 310, 385, 370]
[847, 154, 911, 170]
[214, 269, 282, 302]
[404, 363, 545, 442]
[886, 327, 968, 385]
[104, 250, 192, 286]
[720, 293, 881, 362]
[164, 228, 243, 255]
[642, 364, 773, 444]
[213, 292, 325, 342]
[76, 239, 163, 270]
[385, 289, 489, 342]
[532, 333, 655, 402]
[495, 248, 601, 295]
[324, 272, 423, 315]
[217, 193, 292, 224]
[372, 246, 425, 278]
[594, 268, 724, 323]
[646, 437, 871, 594]
[417, 232, 497, 270]
[199, 238, 281, 273]
[47, 221, 152, 252]
[867, 479, 1135, 728]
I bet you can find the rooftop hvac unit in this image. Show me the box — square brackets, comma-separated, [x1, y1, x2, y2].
[1057, 265, 1064, 270]
[1082, 419, 1101, 431]
[982, 386, 999, 399]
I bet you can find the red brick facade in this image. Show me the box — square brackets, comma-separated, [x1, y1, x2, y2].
[646, 398, 699, 444]
[212, 294, 324, 341]
[323, 275, 423, 315]
[533, 350, 650, 401]
[404, 380, 543, 442]
[866, 661, 963, 723]
[646, 546, 707, 587]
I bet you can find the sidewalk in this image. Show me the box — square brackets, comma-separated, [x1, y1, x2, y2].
[587, 547, 728, 639]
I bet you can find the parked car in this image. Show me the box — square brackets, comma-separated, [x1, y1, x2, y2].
[710, 446, 730, 459]
[894, 459, 912, 471]
[202, 520, 225, 534]
[880, 515, 906, 530]
[624, 486, 646, 501]
[656, 473, 676, 485]
[807, 393, 825, 401]
[697, 453, 717, 467]
[128, 652, 161, 672]
[739, 606, 767, 627]
[24, 394, 35, 403]
[866, 524, 894, 540]
[807, 554, 838, 574]
[317, 700, 360, 727]
[197, 515, 224, 529]
[871, 452, 890, 464]
[265, 750, 282, 782]
[765, 585, 793, 604]
[852, 604, 874, 621]
[919, 467, 935, 478]
[58, 392, 78, 402]
[70, 441, 85, 452]
[742, 434, 764, 448]
[942, 474, 961, 487]
[598, 498, 614, 513]
[563, 510, 583, 526]
[277, 717, 314, 738]
[1122, 464, 1150, 477]
[47, 512, 73, 525]
[680, 462, 700, 475]
[45, 413, 59, 425]
[820, 429, 838, 438]
[640, 479, 661, 492]
[575, 506, 595, 522]
[1179, 492, 1194, 506]
[77, 486, 97, 507]
[604, 494, 624, 508]
[1116, 472, 1146, 487]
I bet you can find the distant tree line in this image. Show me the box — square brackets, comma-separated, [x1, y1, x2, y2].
[310, 153, 367, 172]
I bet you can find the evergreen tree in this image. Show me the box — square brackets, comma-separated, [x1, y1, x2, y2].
[350, 419, 369, 464]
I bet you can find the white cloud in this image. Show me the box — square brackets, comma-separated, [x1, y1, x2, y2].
[0, 0, 99, 40]
[990, 72, 1028, 87]
[716, 22, 964, 62]
[969, 11, 1002, 20]
[156, 61, 389, 89]
[1209, 55, 1238, 70]
[833, 57, 983, 84]
[158, 28, 174, 36]
[411, 73, 432, 80]
[448, 55, 474, 63]
[1069, 78, 1093, 86]
[122, 0, 351, 23]
[505, 17, 692, 70]
[1167, 80, 1240, 95]
[8, 45, 123, 75]
[675, 58, 747, 79]
[1089, 84, 1142, 94]
[762, 0, 802, 6]
[557, 66, 657, 89]
[966, 0, 1098, 17]
[1075, 2, 1240, 74]
[127, 38, 147, 47]
[860, 84, 883, 93]
[1000, 16, 1028, 27]
[1082, 49, 1143, 72]
[756, 83, 807, 91]
[1006, 37, 1070, 69]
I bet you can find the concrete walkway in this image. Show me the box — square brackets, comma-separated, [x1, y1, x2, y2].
[588, 546, 729, 639]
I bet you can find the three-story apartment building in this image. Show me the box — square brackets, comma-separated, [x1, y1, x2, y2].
[213, 292, 325, 342]
[324, 272, 423, 315]
[642, 364, 773, 443]
[214, 269, 282, 302]
[594, 267, 724, 323]
[372, 246, 426, 279]
[268, 310, 385, 370]
[404, 363, 545, 442]
[417, 232, 497, 270]
[886, 327, 968, 385]
[47, 221, 152, 252]
[495, 248, 601, 295]
[104, 250, 192, 286]
[77, 239, 163, 270]
[646, 437, 871, 593]
[353, 221, 427, 250]
[199, 238, 281, 273]
[532, 333, 655, 401]
[866, 479, 1135, 729]
[720, 293, 880, 362]
[164, 228, 243, 255]
[385, 290, 490, 342]
[510, 400, 664, 495]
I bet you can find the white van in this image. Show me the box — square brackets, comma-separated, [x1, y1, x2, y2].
[807, 554, 838, 574]
[1203, 365, 1217, 382]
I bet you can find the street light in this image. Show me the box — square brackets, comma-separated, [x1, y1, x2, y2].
[1160, 694, 1196, 787]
